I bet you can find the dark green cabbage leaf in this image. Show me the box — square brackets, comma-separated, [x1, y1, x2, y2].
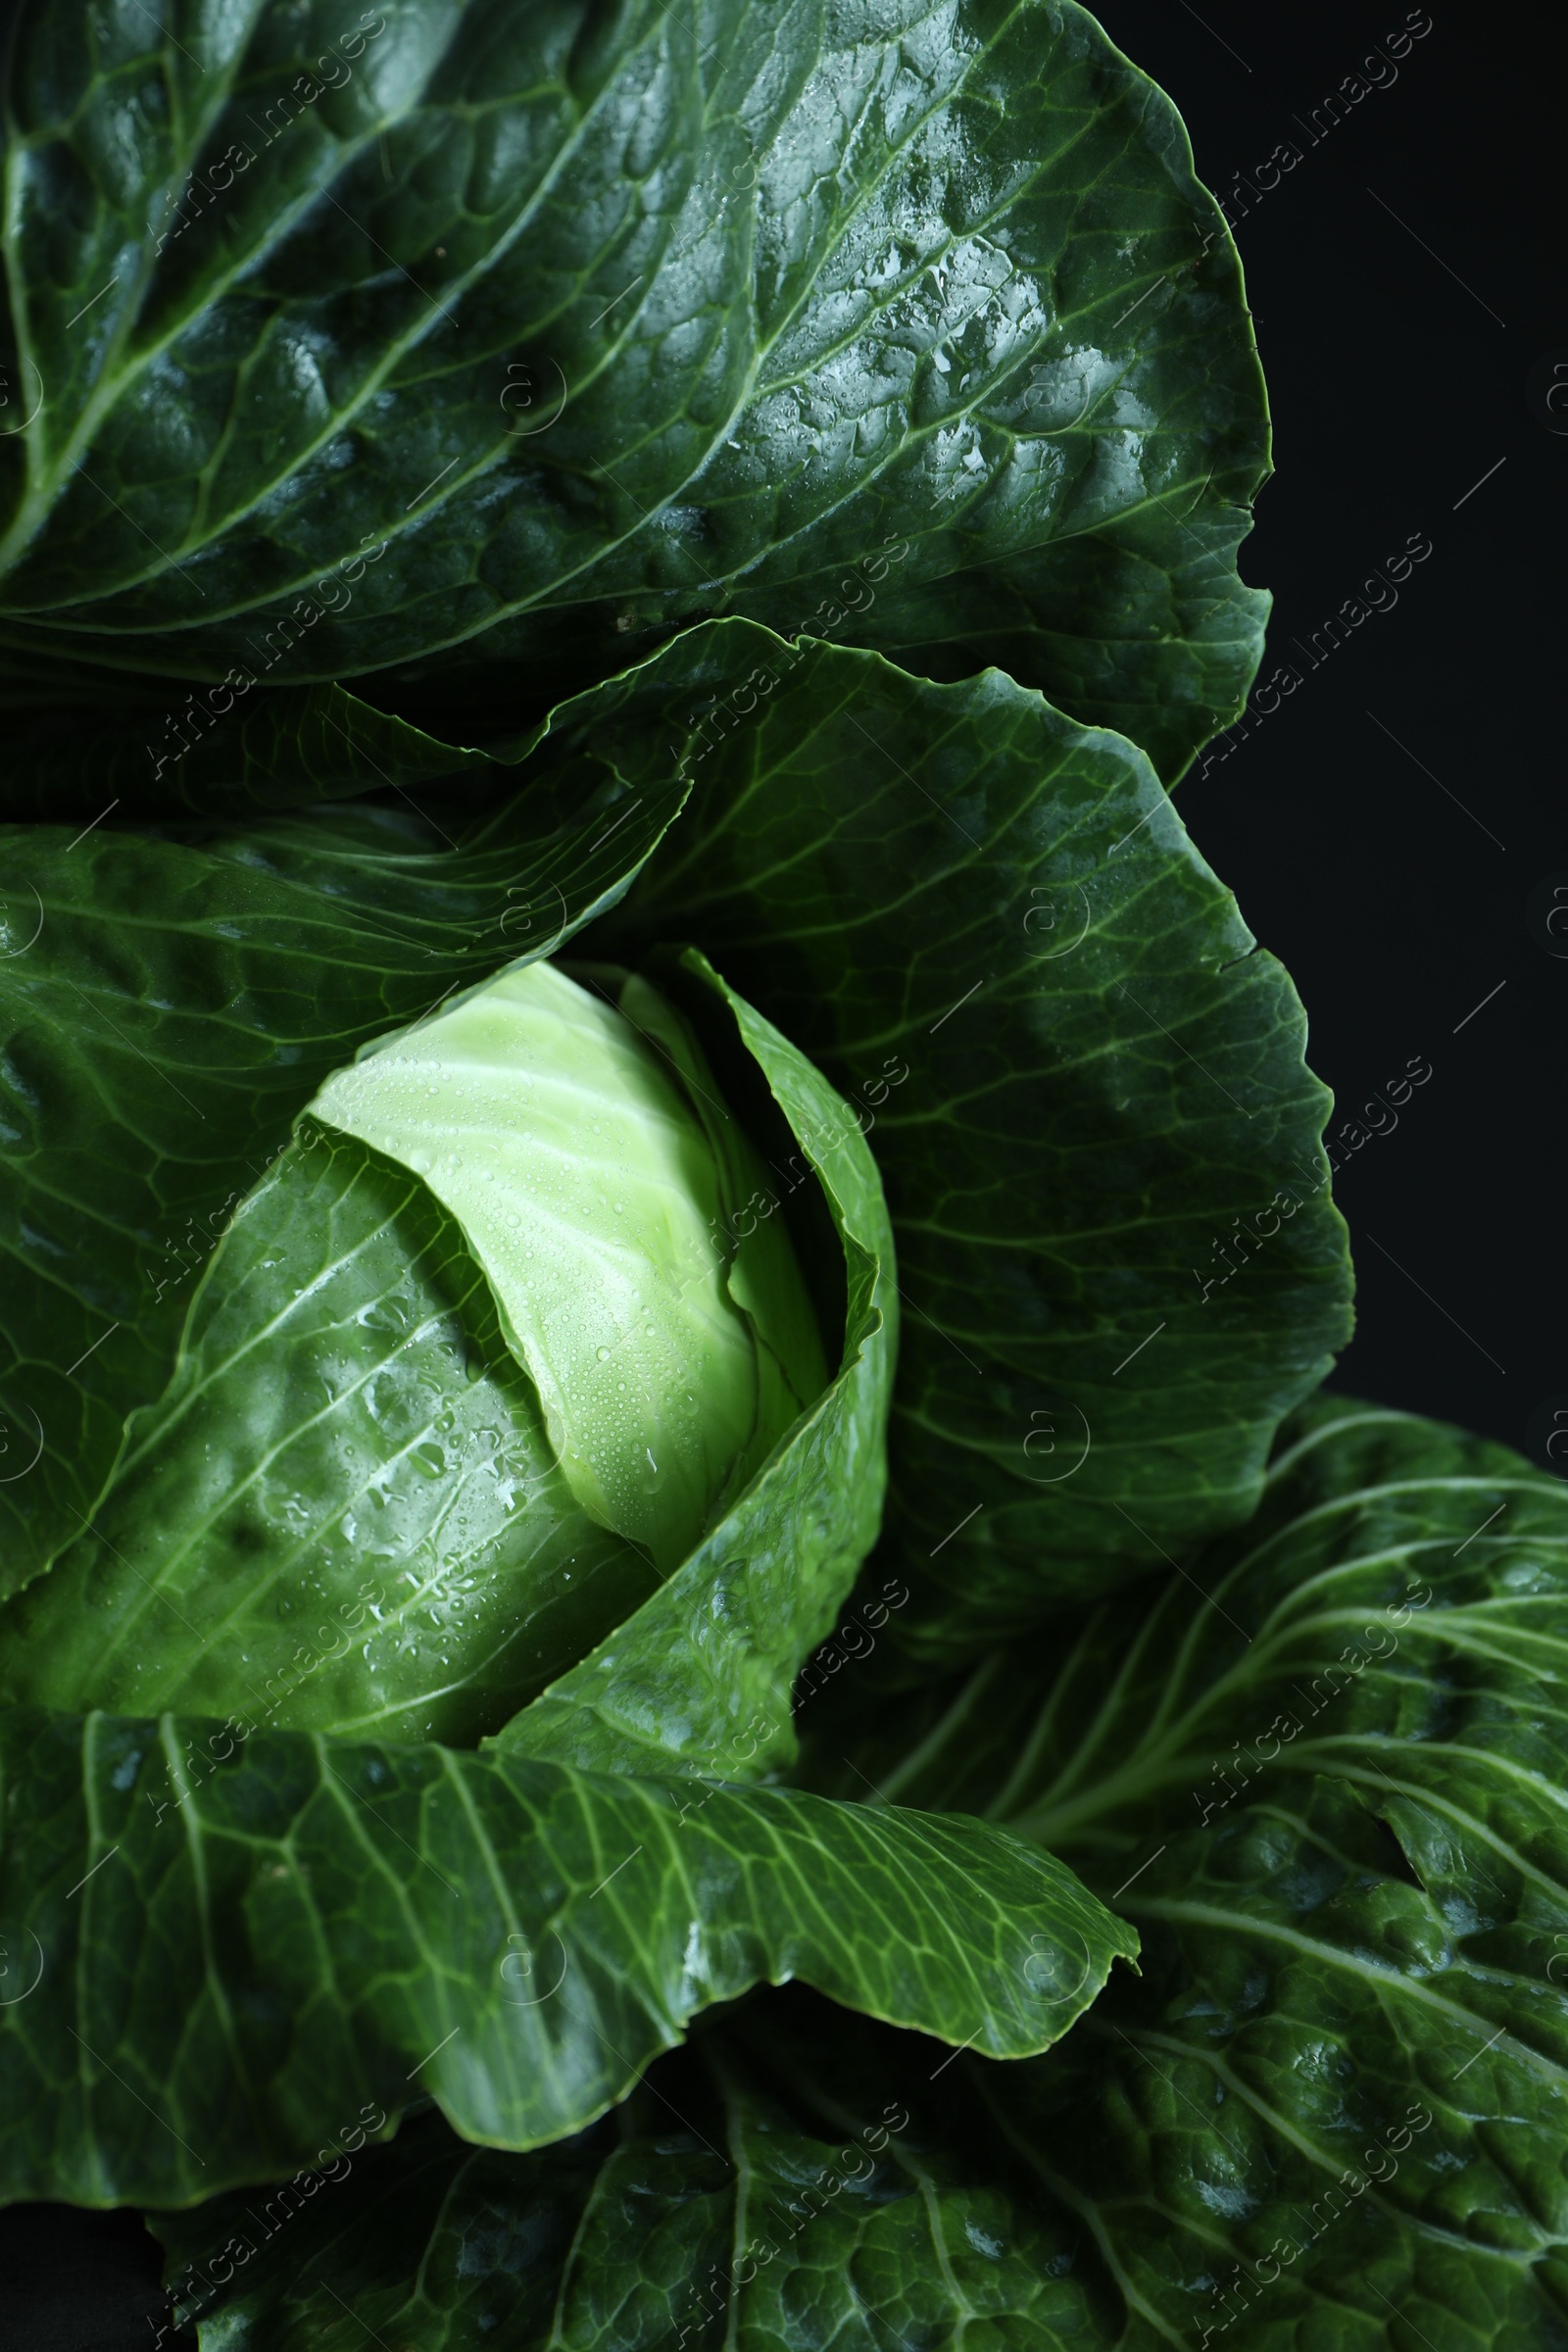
[797, 1397, 1568, 2347]
[142, 1992, 1132, 2350]
[158, 1402, 1566, 2345]
[0, 0, 1268, 781]
[0, 1709, 1135, 2206]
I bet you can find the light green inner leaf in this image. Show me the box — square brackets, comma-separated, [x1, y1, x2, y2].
[309, 956, 825, 1571]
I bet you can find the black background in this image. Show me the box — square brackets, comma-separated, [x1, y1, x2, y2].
[1, 0, 1561, 2343]
[1095, 0, 1565, 1467]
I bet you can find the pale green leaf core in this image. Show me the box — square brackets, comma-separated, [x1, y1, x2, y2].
[309, 957, 821, 1571]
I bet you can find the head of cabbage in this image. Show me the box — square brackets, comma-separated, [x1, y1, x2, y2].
[0, 957, 852, 1745]
[311, 956, 828, 1573]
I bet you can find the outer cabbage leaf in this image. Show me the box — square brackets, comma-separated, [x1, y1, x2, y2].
[0, 1709, 1136, 2206]
[0, 1121, 663, 1744]
[582, 619, 1352, 1651]
[0, 0, 1268, 780]
[800, 1397, 1568, 2346]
